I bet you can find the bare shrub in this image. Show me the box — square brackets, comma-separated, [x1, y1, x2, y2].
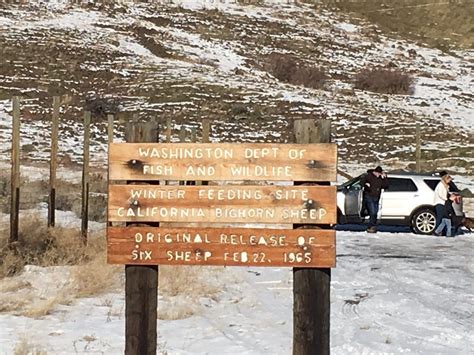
[354, 67, 415, 94]
[265, 53, 327, 89]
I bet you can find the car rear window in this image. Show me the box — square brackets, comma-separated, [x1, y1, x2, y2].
[424, 179, 440, 191]
[385, 178, 418, 192]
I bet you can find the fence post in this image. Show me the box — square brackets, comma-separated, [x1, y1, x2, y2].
[9, 96, 20, 243]
[166, 116, 172, 143]
[124, 121, 159, 355]
[81, 111, 91, 243]
[415, 123, 421, 173]
[108, 114, 114, 144]
[48, 96, 60, 227]
[293, 118, 331, 355]
[202, 119, 210, 143]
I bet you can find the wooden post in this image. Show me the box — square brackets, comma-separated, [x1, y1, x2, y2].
[108, 114, 114, 144]
[48, 96, 60, 227]
[124, 121, 159, 355]
[81, 111, 91, 243]
[293, 118, 331, 355]
[415, 123, 421, 173]
[9, 96, 20, 243]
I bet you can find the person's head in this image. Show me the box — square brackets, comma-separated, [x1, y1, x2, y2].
[439, 170, 448, 178]
[442, 174, 452, 185]
[373, 166, 383, 177]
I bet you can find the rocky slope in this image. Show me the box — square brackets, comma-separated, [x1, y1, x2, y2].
[0, 0, 472, 180]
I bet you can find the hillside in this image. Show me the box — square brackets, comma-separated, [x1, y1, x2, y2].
[0, 0, 472, 183]
[0, 2, 473, 354]
[331, 0, 474, 51]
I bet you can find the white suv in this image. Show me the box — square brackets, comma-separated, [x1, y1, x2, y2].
[337, 172, 464, 234]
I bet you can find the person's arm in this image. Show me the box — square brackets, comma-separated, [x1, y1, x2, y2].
[361, 174, 370, 192]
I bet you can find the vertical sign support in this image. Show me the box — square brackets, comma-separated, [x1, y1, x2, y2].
[293, 119, 331, 355]
[48, 96, 60, 227]
[81, 111, 91, 243]
[415, 123, 421, 173]
[124, 121, 159, 355]
[10, 96, 20, 243]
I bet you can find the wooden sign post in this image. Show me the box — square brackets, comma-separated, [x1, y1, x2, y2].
[108, 126, 337, 354]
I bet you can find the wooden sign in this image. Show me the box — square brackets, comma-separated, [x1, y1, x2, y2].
[108, 227, 336, 267]
[108, 185, 337, 224]
[109, 143, 337, 181]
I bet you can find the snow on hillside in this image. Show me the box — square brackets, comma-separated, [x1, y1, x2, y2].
[0, 0, 472, 179]
[0, 2, 473, 354]
[0, 229, 472, 354]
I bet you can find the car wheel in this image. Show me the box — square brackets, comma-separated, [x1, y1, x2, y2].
[411, 208, 436, 235]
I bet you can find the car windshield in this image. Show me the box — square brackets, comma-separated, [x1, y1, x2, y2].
[338, 174, 365, 190]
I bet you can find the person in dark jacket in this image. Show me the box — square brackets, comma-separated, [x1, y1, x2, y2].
[434, 193, 458, 237]
[361, 166, 389, 233]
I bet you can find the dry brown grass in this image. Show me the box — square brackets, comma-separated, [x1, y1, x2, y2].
[13, 336, 47, 355]
[22, 292, 72, 318]
[354, 67, 415, 95]
[0, 215, 121, 318]
[70, 253, 121, 298]
[157, 266, 222, 320]
[158, 296, 197, 320]
[0, 215, 105, 278]
[159, 265, 220, 299]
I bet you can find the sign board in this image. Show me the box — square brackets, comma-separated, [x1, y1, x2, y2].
[109, 143, 337, 181]
[108, 227, 335, 267]
[108, 185, 337, 224]
[107, 142, 337, 268]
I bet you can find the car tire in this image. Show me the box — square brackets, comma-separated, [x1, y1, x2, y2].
[411, 208, 437, 235]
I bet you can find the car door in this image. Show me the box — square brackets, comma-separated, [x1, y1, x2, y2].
[380, 177, 419, 218]
[343, 176, 364, 219]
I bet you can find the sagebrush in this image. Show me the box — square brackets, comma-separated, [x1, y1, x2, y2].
[354, 67, 414, 94]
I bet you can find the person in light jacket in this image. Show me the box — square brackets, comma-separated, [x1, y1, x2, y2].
[434, 174, 452, 229]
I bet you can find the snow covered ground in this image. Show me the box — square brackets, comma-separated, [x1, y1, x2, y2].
[0, 228, 472, 354]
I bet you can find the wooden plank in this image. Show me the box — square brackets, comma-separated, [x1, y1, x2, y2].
[81, 111, 91, 243]
[108, 185, 337, 224]
[109, 143, 337, 182]
[48, 96, 60, 227]
[107, 227, 335, 267]
[10, 96, 20, 243]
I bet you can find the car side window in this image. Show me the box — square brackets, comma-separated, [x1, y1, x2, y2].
[423, 179, 439, 191]
[385, 178, 418, 192]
